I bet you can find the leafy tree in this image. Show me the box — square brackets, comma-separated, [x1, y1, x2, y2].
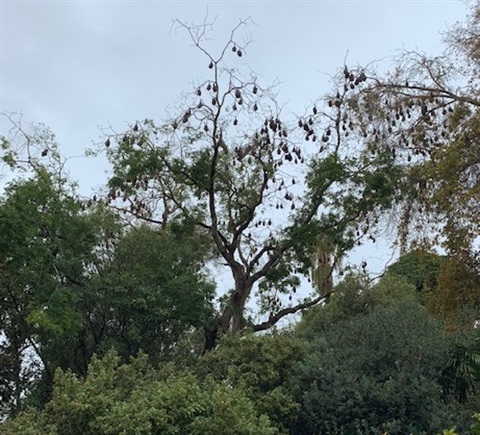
[103, 20, 404, 347]
[335, 1, 479, 259]
[0, 168, 215, 417]
[384, 250, 480, 332]
[296, 271, 418, 338]
[1, 351, 279, 435]
[0, 168, 117, 416]
[294, 300, 454, 434]
[385, 249, 445, 293]
[429, 254, 480, 332]
[295, 270, 480, 433]
[441, 334, 480, 404]
[90, 223, 216, 362]
[194, 333, 307, 433]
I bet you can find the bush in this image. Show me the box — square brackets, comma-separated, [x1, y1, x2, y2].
[2, 351, 279, 435]
[293, 301, 454, 434]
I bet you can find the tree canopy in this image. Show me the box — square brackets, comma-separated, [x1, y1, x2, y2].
[337, 1, 480, 259]
[2, 2, 480, 433]
[102, 20, 403, 345]
[0, 168, 215, 417]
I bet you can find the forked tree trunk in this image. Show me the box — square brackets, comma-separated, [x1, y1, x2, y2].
[229, 272, 252, 332]
[203, 275, 253, 352]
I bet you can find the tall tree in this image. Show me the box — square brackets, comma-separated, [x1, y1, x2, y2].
[337, 1, 479, 258]
[0, 168, 117, 416]
[0, 169, 215, 417]
[92, 223, 216, 362]
[103, 20, 403, 345]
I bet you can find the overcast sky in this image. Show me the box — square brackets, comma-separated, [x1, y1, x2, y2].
[0, 0, 469, 278]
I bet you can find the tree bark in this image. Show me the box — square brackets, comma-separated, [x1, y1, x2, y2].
[202, 276, 253, 352]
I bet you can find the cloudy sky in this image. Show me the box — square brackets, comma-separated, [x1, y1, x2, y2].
[0, 0, 469, 276]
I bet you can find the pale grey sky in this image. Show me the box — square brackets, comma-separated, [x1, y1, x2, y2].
[0, 0, 468, 278]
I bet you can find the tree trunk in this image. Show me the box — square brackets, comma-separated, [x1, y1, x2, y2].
[203, 324, 219, 354]
[230, 288, 249, 332]
[230, 270, 252, 332]
[202, 276, 252, 352]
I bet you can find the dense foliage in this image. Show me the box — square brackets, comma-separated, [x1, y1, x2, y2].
[2, 2, 480, 433]
[0, 170, 215, 417]
[3, 270, 480, 434]
[295, 300, 453, 434]
[1, 351, 279, 435]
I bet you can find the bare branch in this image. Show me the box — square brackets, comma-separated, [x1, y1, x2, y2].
[252, 290, 333, 332]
